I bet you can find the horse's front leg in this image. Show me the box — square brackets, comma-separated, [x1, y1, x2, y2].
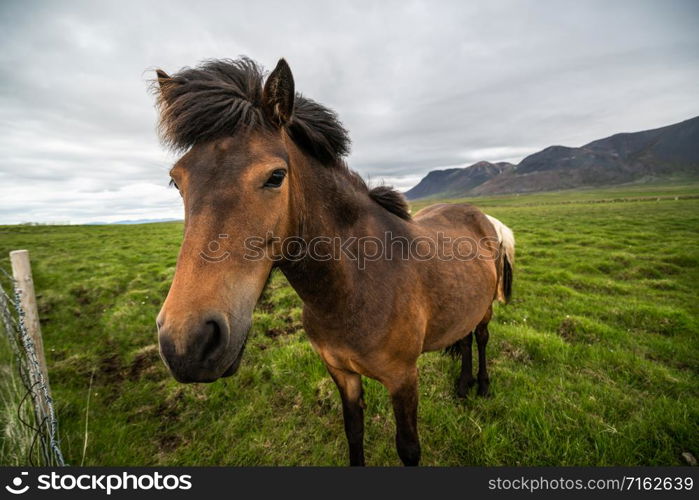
[326, 365, 365, 466]
[384, 366, 421, 466]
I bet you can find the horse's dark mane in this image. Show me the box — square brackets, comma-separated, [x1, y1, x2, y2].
[154, 57, 410, 221]
[367, 185, 411, 220]
[340, 169, 412, 221]
[154, 57, 349, 162]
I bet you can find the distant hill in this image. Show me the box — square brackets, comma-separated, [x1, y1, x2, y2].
[404, 116, 699, 199]
[84, 218, 181, 225]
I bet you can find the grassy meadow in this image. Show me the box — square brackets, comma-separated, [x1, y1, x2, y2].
[1, 183, 698, 466]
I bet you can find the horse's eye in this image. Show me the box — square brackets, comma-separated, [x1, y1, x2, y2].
[264, 169, 286, 188]
[169, 178, 179, 190]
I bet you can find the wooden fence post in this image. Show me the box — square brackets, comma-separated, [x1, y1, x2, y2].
[9, 250, 51, 397]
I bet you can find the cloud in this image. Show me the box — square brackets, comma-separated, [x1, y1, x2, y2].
[1, 0, 698, 223]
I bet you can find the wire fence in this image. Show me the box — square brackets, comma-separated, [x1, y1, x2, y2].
[0, 267, 66, 466]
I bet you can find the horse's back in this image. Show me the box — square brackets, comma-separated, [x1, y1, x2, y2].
[413, 202, 495, 239]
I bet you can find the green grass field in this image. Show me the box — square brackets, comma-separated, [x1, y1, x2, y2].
[1, 183, 698, 466]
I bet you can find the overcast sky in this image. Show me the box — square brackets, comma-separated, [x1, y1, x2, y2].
[1, 0, 698, 224]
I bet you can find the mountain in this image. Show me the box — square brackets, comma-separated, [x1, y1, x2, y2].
[404, 116, 699, 199]
[404, 161, 514, 199]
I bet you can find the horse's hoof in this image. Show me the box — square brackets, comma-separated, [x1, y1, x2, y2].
[455, 378, 475, 398]
[477, 382, 491, 397]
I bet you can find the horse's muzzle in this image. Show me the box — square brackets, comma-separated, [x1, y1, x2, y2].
[157, 312, 247, 383]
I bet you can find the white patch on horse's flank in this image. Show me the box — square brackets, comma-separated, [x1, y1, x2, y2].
[485, 214, 516, 302]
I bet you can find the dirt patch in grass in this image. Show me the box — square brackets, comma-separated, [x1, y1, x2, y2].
[128, 344, 164, 381]
[496, 340, 532, 364]
[557, 316, 601, 344]
[264, 326, 301, 338]
[70, 284, 93, 306]
[256, 301, 274, 314]
[96, 352, 123, 385]
[557, 317, 576, 341]
[263, 316, 303, 338]
[157, 433, 183, 453]
[155, 388, 186, 422]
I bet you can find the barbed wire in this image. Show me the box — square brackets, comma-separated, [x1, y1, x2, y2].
[0, 267, 66, 466]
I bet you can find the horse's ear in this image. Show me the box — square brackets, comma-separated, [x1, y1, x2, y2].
[155, 69, 171, 89]
[155, 69, 176, 104]
[263, 59, 295, 127]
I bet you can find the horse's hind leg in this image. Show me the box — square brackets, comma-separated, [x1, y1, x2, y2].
[456, 333, 476, 398]
[475, 322, 491, 397]
[475, 306, 493, 397]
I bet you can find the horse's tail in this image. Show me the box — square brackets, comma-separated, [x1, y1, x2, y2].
[485, 214, 515, 304]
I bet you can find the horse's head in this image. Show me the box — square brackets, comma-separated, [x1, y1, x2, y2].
[153, 59, 300, 382]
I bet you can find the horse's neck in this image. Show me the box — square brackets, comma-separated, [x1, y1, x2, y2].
[280, 164, 406, 315]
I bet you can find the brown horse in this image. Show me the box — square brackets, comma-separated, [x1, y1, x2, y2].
[152, 57, 515, 466]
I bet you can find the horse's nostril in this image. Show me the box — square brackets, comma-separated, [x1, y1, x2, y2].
[159, 334, 176, 360]
[199, 319, 226, 362]
[158, 315, 231, 382]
